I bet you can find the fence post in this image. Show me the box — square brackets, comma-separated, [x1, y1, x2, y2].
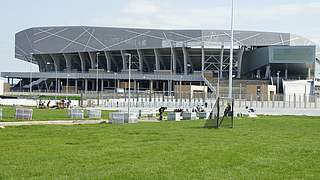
[294, 94, 296, 108]
[303, 94, 306, 109]
[272, 95, 275, 108]
[283, 94, 286, 108]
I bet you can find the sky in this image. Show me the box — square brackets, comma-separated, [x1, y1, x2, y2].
[0, 0, 319, 74]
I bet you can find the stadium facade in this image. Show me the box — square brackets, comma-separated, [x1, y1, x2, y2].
[1, 26, 318, 94]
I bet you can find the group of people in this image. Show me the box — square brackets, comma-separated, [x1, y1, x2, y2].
[38, 99, 72, 109]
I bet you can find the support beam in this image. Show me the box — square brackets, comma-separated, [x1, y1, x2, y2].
[50, 54, 62, 72]
[170, 46, 177, 74]
[265, 65, 271, 79]
[137, 49, 144, 72]
[257, 69, 261, 79]
[104, 51, 112, 72]
[237, 46, 245, 78]
[62, 53, 72, 72]
[182, 46, 189, 75]
[120, 50, 128, 70]
[78, 52, 86, 73]
[153, 48, 161, 71]
[49, 54, 59, 72]
[88, 52, 97, 69]
[36, 54, 47, 72]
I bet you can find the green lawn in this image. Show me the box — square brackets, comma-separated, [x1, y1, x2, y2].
[0, 106, 113, 121]
[0, 116, 320, 179]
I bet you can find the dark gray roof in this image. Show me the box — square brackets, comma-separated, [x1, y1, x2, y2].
[15, 26, 313, 61]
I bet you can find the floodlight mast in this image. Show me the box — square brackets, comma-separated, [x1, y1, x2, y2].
[228, 0, 234, 98]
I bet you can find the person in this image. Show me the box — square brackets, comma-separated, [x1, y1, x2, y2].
[223, 103, 232, 117]
[47, 100, 51, 108]
[158, 107, 167, 121]
[67, 99, 71, 108]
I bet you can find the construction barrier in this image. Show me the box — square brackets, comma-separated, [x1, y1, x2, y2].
[15, 108, 33, 120]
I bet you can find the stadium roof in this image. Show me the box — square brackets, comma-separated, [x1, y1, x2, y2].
[15, 26, 315, 62]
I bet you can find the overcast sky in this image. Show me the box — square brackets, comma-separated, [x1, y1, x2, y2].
[0, 0, 319, 74]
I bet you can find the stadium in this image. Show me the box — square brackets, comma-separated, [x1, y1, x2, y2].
[1, 26, 318, 96]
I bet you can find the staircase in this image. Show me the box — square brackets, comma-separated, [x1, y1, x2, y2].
[22, 78, 47, 89]
[201, 73, 216, 94]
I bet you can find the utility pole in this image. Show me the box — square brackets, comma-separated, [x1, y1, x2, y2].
[228, 0, 235, 98]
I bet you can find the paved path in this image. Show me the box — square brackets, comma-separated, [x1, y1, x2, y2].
[0, 120, 108, 127]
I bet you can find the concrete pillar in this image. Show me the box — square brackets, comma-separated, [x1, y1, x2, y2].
[257, 69, 261, 79]
[75, 80, 78, 93]
[265, 65, 271, 79]
[85, 79, 88, 93]
[150, 80, 153, 92]
[101, 80, 104, 92]
[308, 67, 311, 79]
[66, 78, 69, 93]
[285, 68, 288, 80]
[92, 80, 96, 91]
[58, 79, 61, 93]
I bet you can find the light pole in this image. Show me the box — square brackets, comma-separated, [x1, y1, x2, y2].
[125, 53, 132, 121]
[96, 52, 100, 106]
[228, 0, 235, 98]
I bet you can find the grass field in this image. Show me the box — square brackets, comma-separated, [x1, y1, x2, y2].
[0, 116, 319, 179]
[0, 106, 113, 121]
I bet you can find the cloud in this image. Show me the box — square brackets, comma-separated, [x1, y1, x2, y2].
[92, 1, 320, 46]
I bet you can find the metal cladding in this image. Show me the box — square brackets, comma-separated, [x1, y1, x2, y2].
[15, 26, 314, 62]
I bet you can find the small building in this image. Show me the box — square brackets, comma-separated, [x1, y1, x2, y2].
[246, 84, 276, 101]
[174, 85, 207, 99]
